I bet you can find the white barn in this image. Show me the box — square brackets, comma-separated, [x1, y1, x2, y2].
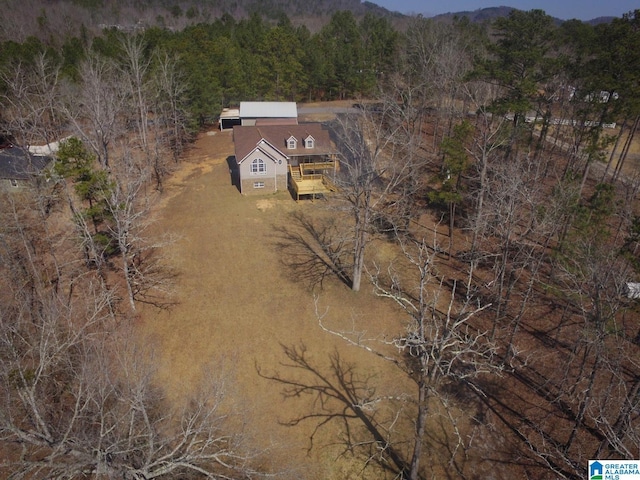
[239, 102, 298, 127]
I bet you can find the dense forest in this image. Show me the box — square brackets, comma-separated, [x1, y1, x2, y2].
[1, 2, 640, 478]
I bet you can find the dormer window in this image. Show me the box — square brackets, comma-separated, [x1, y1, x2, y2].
[287, 136, 297, 149]
[304, 135, 315, 149]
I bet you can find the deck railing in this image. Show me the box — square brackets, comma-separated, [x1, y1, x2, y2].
[288, 163, 338, 200]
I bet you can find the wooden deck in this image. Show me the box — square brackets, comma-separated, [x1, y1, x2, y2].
[289, 163, 338, 200]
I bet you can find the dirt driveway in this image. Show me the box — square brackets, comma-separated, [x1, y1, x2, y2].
[137, 129, 407, 479]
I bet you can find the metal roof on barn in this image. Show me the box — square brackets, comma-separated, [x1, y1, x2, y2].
[239, 102, 298, 119]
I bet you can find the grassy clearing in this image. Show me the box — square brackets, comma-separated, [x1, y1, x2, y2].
[137, 129, 417, 478]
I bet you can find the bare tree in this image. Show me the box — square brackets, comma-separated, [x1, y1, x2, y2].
[150, 50, 191, 186]
[0, 51, 65, 147]
[119, 36, 152, 154]
[102, 145, 177, 311]
[470, 178, 640, 479]
[0, 190, 264, 479]
[55, 47, 178, 309]
[313, 234, 499, 479]
[554, 216, 638, 458]
[64, 53, 127, 168]
[0, 303, 263, 478]
[329, 94, 428, 291]
[479, 151, 547, 331]
[404, 17, 479, 147]
[459, 86, 510, 256]
[329, 112, 387, 292]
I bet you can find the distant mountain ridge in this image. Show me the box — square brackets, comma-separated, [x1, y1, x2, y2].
[428, 5, 614, 25]
[431, 6, 515, 23]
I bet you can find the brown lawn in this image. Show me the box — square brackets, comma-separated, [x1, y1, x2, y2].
[135, 114, 640, 479]
[136, 128, 415, 478]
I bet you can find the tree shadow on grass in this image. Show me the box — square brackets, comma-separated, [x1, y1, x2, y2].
[258, 345, 538, 479]
[257, 343, 411, 478]
[271, 211, 352, 290]
[464, 374, 585, 479]
[131, 246, 181, 310]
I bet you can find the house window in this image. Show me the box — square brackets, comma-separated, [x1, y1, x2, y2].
[253, 181, 265, 189]
[250, 158, 267, 175]
[305, 136, 315, 149]
[287, 137, 297, 149]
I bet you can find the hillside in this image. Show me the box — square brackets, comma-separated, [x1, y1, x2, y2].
[431, 5, 614, 25]
[432, 5, 515, 23]
[0, 0, 614, 44]
[0, 0, 401, 42]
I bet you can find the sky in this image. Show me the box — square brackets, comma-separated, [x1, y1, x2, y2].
[370, 0, 638, 21]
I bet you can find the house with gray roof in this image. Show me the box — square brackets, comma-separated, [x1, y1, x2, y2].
[0, 146, 52, 190]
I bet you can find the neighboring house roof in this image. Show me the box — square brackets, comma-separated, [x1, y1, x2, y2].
[28, 136, 71, 156]
[220, 108, 240, 121]
[233, 124, 336, 163]
[0, 146, 51, 180]
[239, 102, 298, 119]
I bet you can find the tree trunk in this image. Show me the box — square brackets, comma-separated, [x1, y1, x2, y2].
[408, 380, 428, 480]
[601, 116, 627, 182]
[612, 114, 640, 183]
[448, 201, 455, 259]
[471, 148, 489, 254]
[352, 220, 367, 292]
[121, 241, 136, 312]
